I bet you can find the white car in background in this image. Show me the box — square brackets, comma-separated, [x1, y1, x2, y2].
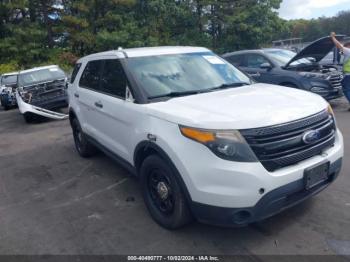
[16, 65, 68, 123]
[68, 46, 343, 229]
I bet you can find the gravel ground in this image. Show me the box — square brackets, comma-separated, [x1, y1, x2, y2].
[0, 98, 349, 257]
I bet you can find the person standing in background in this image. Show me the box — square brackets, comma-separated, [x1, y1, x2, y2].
[333, 46, 341, 64]
[331, 32, 350, 111]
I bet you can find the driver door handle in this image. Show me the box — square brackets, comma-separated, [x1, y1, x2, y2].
[94, 101, 103, 108]
[74, 93, 79, 98]
[248, 72, 261, 77]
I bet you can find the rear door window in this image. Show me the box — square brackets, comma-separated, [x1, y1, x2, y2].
[79, 60, 103, 91]
[99, 59, 127, 98]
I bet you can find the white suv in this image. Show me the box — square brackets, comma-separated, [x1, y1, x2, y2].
[68, 46, 344, 229]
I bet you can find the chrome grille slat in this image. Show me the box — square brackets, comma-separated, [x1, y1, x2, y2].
[240, 111, 336, 172]
[258, 131, 335, 160]
[328, 73, 343, 89]
[246, 116, 333, 144]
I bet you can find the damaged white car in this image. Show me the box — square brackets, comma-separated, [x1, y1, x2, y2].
[16, 65, 69, 123]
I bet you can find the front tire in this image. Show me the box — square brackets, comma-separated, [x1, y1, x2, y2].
[71, 118, 97, 157]
[140, 155, 192, 229]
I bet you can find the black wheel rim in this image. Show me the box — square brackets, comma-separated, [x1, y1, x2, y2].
[147, 169, 175, 215]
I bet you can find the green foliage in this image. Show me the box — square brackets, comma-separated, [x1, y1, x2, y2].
[281, 11, 350, 42]
[2, 0, 348, 76]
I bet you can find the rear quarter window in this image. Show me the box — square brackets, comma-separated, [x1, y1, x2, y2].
[225, 54, 244, 67]
[70, 63, 82, 84]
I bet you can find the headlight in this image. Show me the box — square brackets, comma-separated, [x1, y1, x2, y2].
[18, 89, 31, 102]
[179, 126, 257, 162]
[298, 72, 325, 78]
[311, 86, 328, 93]
[328, 104, 334, 116]
[327, 104, 337, 127]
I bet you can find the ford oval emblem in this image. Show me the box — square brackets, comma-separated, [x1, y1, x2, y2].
[302, 130, 321, 144]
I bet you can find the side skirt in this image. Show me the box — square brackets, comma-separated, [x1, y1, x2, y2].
[85, 134, 137, 176]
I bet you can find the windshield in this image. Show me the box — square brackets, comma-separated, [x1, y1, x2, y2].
[19, 67, 66, 86]
[1, 75, 17, 85]
[265, 49, 312, 67]
[125, 52, 251, 99]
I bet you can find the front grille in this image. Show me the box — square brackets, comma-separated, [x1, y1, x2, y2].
[328, 73, 343, 89]
[240, 110, 336, 172]
[31, 89, 65, 104]
[24, 79, 66, 105]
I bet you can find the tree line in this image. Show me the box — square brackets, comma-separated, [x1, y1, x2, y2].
[284, 11, 350, 43]
[0, 0, 349, 74]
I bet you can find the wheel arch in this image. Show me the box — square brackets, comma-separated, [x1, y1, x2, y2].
[69, 108, 77, 126]
[134, 141, 193, 203]
[279, 81, 299, 88]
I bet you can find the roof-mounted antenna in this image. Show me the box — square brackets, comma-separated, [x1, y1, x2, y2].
[118, 46, 128, 58]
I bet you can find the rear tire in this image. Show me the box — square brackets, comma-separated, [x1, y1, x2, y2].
[23, 113, 34, 123]
[71, 118, 97, 157]
[140, 155, 193, 229]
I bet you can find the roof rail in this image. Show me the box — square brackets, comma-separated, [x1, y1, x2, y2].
[117, 46, 128, 58]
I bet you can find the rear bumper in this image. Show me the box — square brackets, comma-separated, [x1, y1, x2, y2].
[191, 158, 342, 227]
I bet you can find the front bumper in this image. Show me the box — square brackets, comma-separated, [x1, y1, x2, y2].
[191, 158, 342, 226]
[154, 118, 344, 226]
[306, 79, 343, 101]
[16, 91, 68, 120]
[318, 88, 343, 101]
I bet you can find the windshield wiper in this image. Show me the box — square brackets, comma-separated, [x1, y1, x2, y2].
[207, 82, 251, 91]
[148, 82, 251, 100]
[148, 90, 202, 99]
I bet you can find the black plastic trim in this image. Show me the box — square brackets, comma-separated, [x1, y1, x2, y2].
[240, 109, 329, 137]
[85, 134, 137, 176]
[241, 110, 336, 172]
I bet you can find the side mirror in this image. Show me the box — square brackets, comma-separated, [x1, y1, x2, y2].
[260, 62, 272, 70]
[307, 57, 316, 63]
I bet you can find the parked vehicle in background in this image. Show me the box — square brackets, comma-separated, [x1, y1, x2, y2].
[222, 36, 344, 101]
[16, 65, 68, 123]
[0, 72, 18, 110]
[68, 46, 343, 229]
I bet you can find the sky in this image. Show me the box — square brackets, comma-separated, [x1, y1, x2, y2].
[278, 0, 350, 20]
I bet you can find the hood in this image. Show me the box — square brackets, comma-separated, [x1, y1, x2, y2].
[285, 35, 345, 68]
[144, 83, 328, 130]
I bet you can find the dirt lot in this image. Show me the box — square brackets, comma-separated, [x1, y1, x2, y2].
[0, 99, 349, 256]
